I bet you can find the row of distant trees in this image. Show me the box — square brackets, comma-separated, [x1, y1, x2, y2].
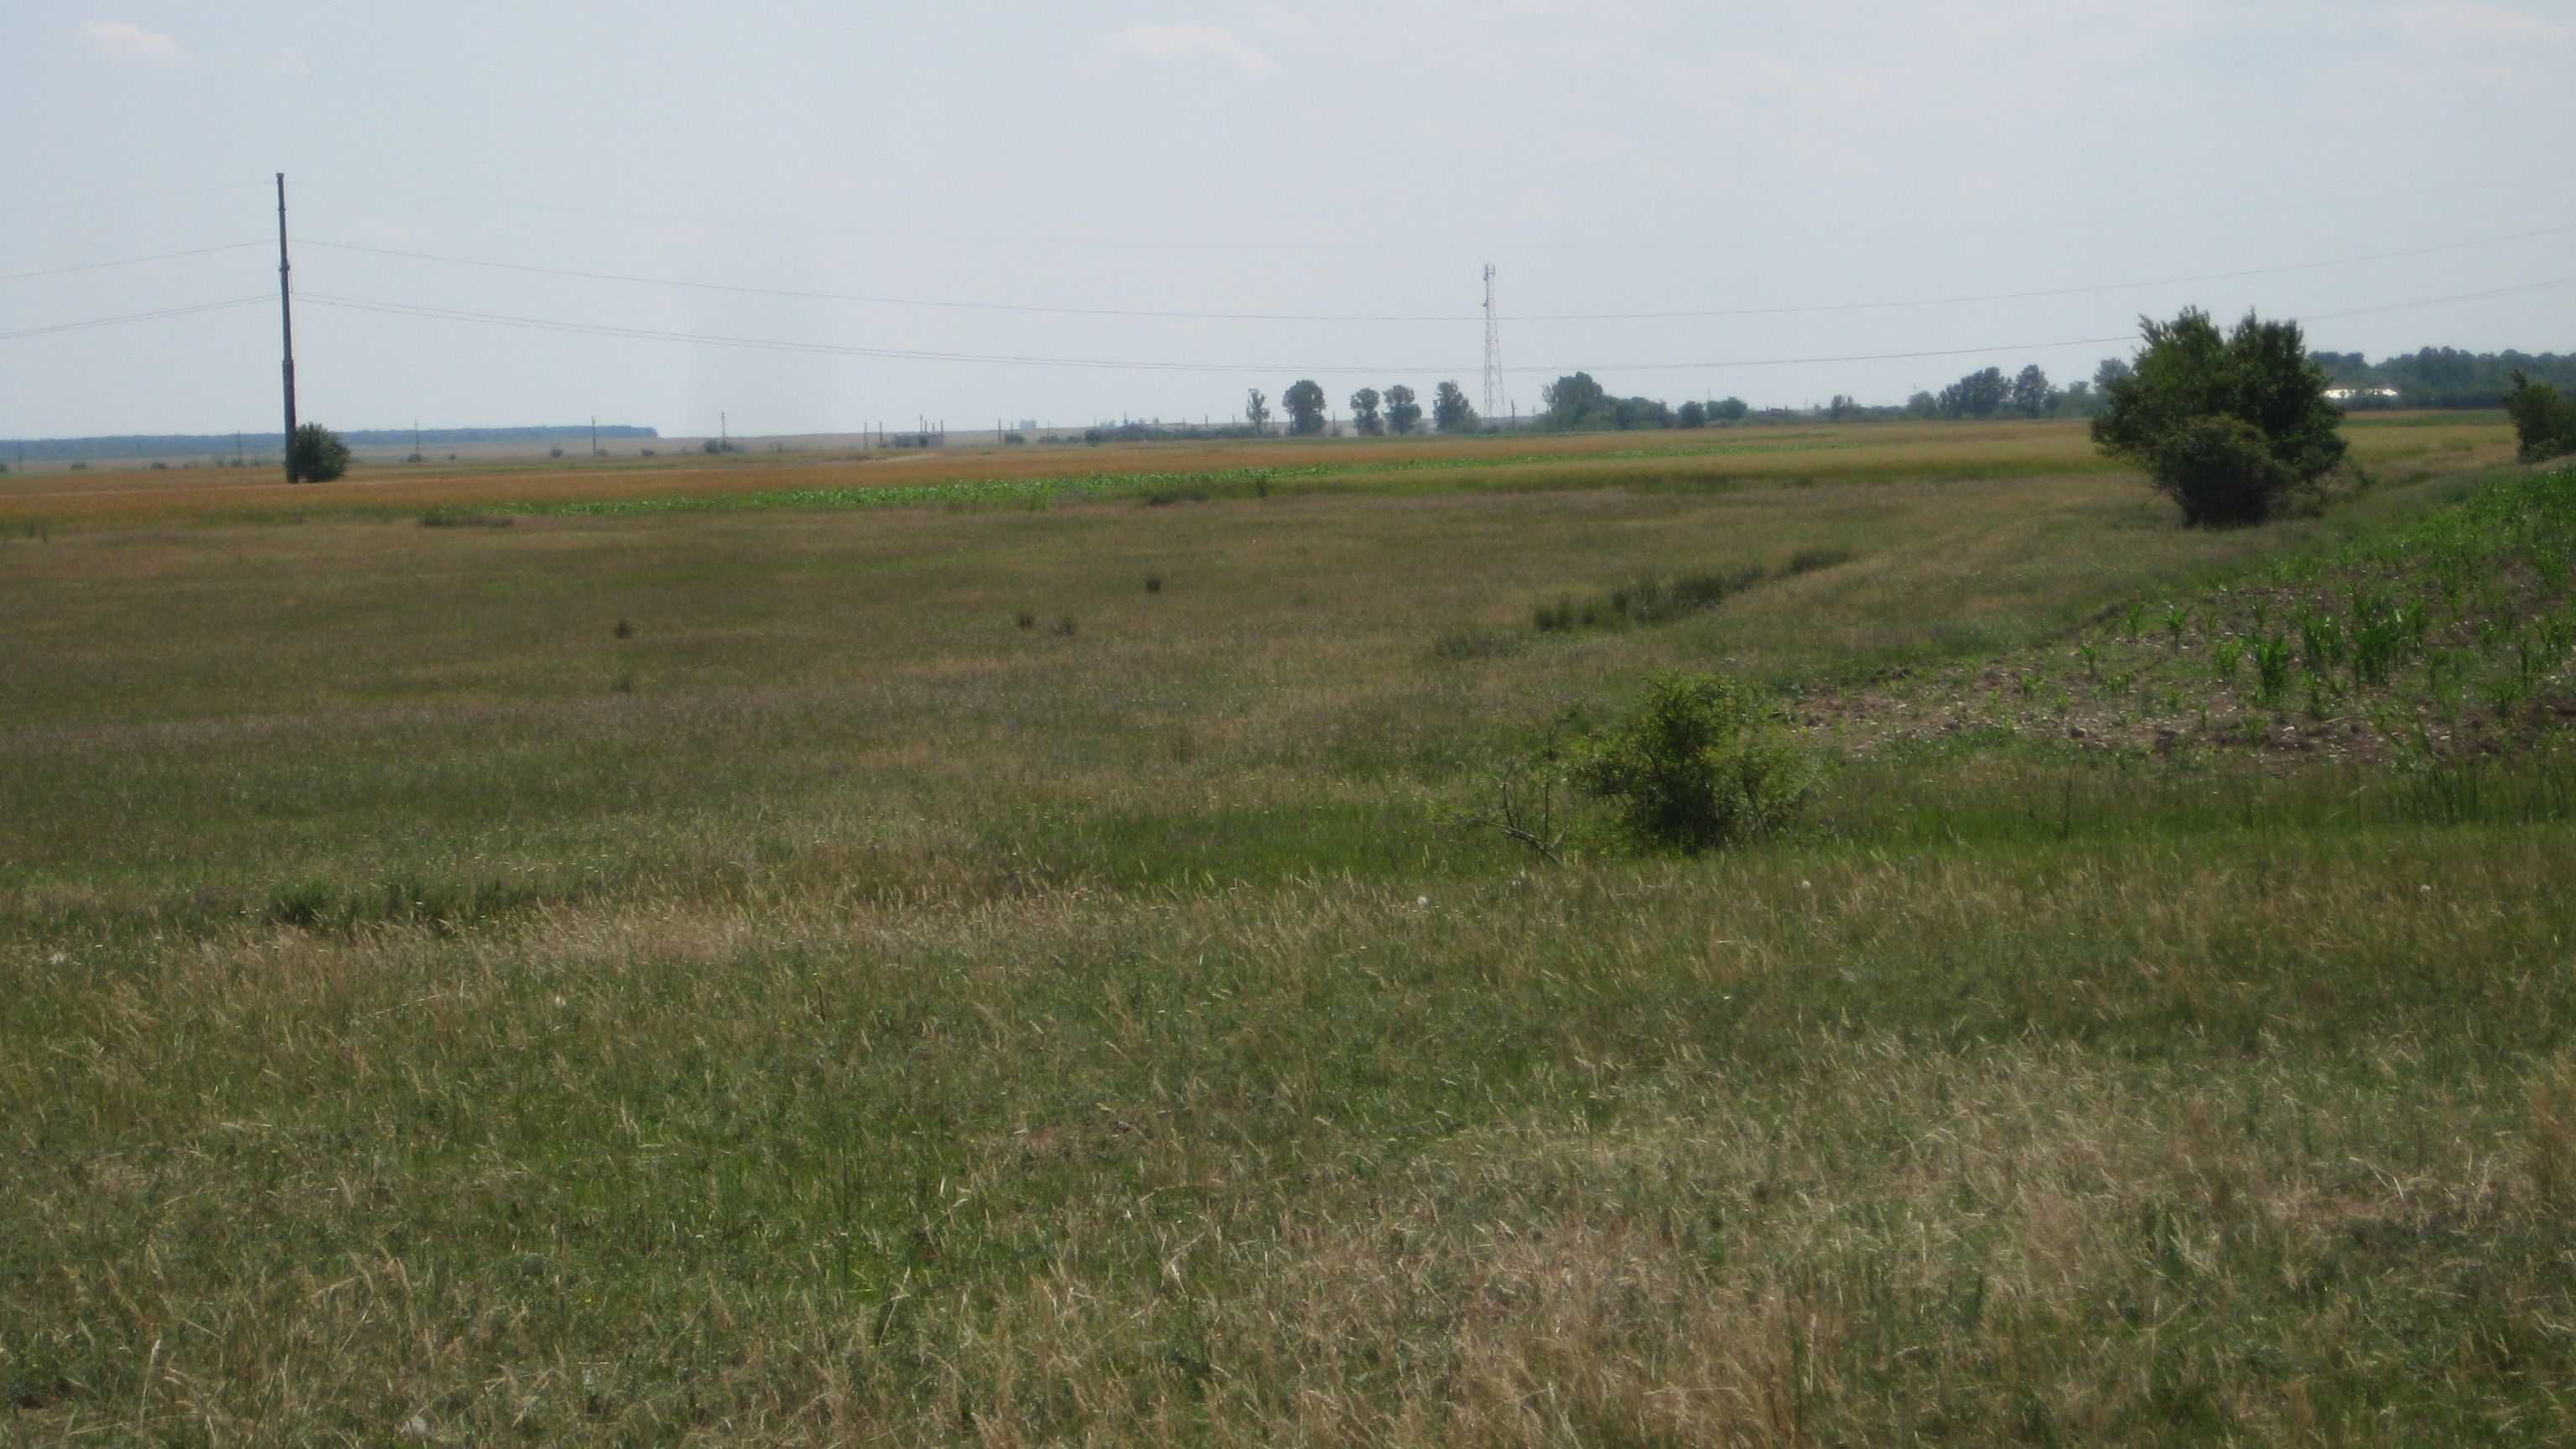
[2314, 348, 2576, 408]
[1243, 380, 1495, 435]
[1171, 345, 2570, 445]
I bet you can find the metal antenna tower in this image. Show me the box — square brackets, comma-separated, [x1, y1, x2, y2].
[1481, 263, 1504, 423]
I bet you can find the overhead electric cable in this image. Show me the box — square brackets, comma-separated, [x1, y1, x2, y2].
[292, 272, 2576, 376]
[0, 295, 271, 341]
[295, 221, 2576, 325]
[0, 241, 268, 285]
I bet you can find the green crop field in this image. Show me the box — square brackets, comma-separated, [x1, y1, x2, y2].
[5, 415, 2574, 1445]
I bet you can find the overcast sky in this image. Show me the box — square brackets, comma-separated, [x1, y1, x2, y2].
[3, 0, 2571, 439]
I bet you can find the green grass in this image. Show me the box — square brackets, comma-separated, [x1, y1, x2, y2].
[5, 423, 2574, 1444]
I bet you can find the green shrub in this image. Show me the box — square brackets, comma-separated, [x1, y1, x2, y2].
[2506, 371, 2576, 463]
[1571, 671, 1815, 854]
[2143, 416, 2296, 528]
[2092, 307, 2345, 526]
[288, 423, 350, 482]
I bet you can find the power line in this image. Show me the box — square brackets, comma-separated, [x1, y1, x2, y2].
[288, 271, 2576, 377]
[0, 295, 270, 341]
[0, 241, 267, 285]
[295, 220, 2576, 326]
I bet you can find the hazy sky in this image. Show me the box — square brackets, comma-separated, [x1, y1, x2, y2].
[3, 0, 2571, 439]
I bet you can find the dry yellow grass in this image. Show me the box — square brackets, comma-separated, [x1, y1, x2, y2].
[0, 415, 2516, 527]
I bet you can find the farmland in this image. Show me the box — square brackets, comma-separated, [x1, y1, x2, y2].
[6, 414, 2575, 1444]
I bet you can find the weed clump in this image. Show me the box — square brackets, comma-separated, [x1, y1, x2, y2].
[1015, 609, 1036, 630]
[1430, 628, 1522, 662]
[1785, 545, 1855, 576]
[419, 507, 513, 528]
[1571, 670, 1815, 854]
[613, 617, 634, 640]
[1145, 574, 1163, 595]
[1532, 566, 1764, 634]
[1053, 616, 1078, 637]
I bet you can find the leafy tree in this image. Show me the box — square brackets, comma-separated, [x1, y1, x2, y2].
[2058, 380, 2096, 417]
[1904, 391, 1939, 419]
[2011, 365, 2057, 418]
[1940, 366, 2009, 418]
[1349, 387, 1384, 435]
[1711, 397, 1749, 423]
[1244, 388, 1271, 434]
[2091, 307, 2346, 526]
[1282, 380, 1327, 435]
[289, 423, 350, 483]
[1613, 395, 1672, 429]
[1432, 381, 1478, 432]
[1540, 371, 1610, 430]
[1384, 385, 1421, 434]
[1675, 400, 1707, 428]
[1827, 394, 1858, 423]
[2506, 370, 2576, 462]
[2093, 356, 2134, 395]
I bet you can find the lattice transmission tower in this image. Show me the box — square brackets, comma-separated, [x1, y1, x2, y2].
[1481, 263, 1504, 423]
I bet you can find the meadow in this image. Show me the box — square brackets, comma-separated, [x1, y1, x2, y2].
[5, 414, 2573, 1445]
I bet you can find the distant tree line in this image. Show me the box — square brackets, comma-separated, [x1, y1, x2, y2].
[2310, 349, 2576, 409]
[1233, 380, 1488, 436]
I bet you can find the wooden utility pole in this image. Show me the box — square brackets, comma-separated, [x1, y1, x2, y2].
[277, 174, 299, 483]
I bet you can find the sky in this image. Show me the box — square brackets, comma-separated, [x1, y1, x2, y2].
[3, 0, 2572, 439]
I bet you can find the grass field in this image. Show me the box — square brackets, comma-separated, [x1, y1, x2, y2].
[6, 415, 2575, 1444]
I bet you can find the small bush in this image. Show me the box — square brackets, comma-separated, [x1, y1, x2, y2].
[1052, 616, 1078, 637]
[69, 461, 90, 471]
[613, 617, 634, 640]
[1145, 575, 1164, 595]
[148, 460, 169, 471]
[1015, 610, 1036, 630]
[550, 447, 565, 460]
[289, 423, 351, 482]
[1003, 432, 1026, 445]
[640, 448, 657, 457]
[418, 507, 514, 529]
[1571, 671, 1815, 854]
[404, 452, 424, 464]
[2507, 371, 2576, 463]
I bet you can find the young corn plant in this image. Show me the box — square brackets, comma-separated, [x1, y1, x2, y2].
[2253, 635, 2293, 706]
[2300, 610, 2346, 673]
